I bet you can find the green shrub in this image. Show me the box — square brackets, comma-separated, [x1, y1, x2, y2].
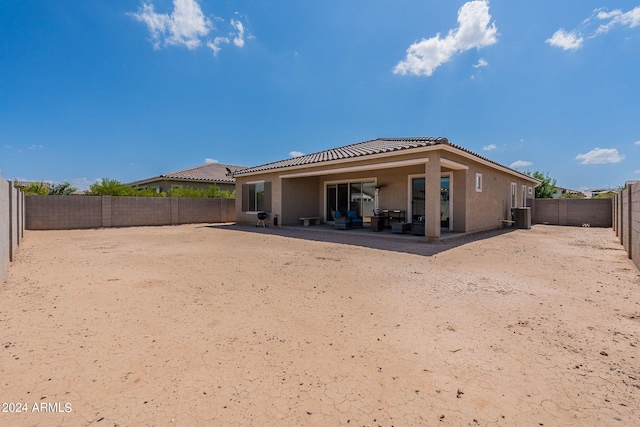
[169, 184, 235, 199]
[89, 178, 164, 197]
[49, 182, 78, 195]
[16, 182, 50, 195]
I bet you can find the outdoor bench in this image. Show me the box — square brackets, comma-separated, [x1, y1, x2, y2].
[300, 217, 322, 226]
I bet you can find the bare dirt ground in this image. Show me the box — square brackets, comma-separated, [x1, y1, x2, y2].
[1, 224, 639, 426]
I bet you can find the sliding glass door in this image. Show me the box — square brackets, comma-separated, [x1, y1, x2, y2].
[409, 175, 452, 231]
[326, 181, 375, 221]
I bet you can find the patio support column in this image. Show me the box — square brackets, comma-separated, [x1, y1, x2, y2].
[425, 152, 441, 241]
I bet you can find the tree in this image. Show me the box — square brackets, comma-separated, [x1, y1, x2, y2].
[169, 184, 235, 199]
[559, 192, 585, 199]
[16, 181, 49, 195]
[89, 178, 163, 197]
[49, 182, 78, 195]
[526, 171, 557, 198]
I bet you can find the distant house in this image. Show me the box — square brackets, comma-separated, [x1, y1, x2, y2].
[553, 187, 586, 198]
[231, 137, 540, 240]
[128, 163, 245, 194]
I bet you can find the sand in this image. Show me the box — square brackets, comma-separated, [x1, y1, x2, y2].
[1, 224, 639, 426]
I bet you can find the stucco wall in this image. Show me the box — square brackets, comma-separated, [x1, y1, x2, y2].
[234, 172, 281, 226]
[234, 149, 538, 234]
[531, 198, 612, 227]
[282, 176, 319, 225]
[1, 179, 25, 281]
[26, 196, 235, 230]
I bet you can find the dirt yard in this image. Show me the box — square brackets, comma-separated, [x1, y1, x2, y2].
[1, 224, 638, 426]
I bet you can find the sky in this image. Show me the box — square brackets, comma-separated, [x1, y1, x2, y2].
[1, 0, 639, 191]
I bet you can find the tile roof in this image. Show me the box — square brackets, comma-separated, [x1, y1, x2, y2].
[234, 137, 450, 175]
[233, 137, 539, 183]
[128, 163, 246, 185]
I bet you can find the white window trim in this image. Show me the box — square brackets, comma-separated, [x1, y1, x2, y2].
[475, 172, 483, 192]
[245, 180, 266, 213]
[510, 182, 517, 209]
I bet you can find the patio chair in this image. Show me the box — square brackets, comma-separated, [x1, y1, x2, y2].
[346, 210, 363, 228]
[333, 209, 362, 229]
[333, 209, 348, 230]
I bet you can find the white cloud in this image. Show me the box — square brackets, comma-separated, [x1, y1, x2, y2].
[231, 19, 245, 47]
[548, 6, 640, 50]
[510, 160, 533, 169]
[289, 151, 305, 157]
[393, 0, 498, 77]
[546, 29, 583, 50]
[207, 36, 229, 56]
[27, 144, 44, 150]
[130, 0, 212, 50]
[473, 58, 488, 68]
[130, 0, 249, 56]
[482, 144, 496, 150]
[205, 158, 219, 164]
[635, 140, 640, 145]
[575, 148, 624, 164]
[595, 6, 640, 35]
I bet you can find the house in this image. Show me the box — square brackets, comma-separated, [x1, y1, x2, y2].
[127, 163, 245, 194]
[231, 137, 540, 240]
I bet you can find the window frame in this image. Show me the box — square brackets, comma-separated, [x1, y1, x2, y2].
[475, 172, 483, 192]
[242, 180, 271, 213]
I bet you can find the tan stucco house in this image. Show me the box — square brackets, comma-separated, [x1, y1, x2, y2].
[128, 163, 245, 194]
[232, 137, 539, 240]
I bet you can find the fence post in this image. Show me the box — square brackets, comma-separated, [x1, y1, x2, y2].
[102, 196, 112, 228]
[8, 181, 14, 262]
[171, 197, 179, 225]
[613, 194, 617, 234]
[629, 185, 634, 260]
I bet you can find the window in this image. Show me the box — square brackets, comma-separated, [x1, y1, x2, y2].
[475, 173, 483, 192]
[510, 182, 517, 208]
[521, 185, 527, 207]
[528, 186, 533, 195]
[242, 181, 271, 212]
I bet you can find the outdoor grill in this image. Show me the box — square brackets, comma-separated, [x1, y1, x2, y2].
[256, 211, 267, 228]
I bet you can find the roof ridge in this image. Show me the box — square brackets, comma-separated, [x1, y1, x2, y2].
[162, 162, 242, 177]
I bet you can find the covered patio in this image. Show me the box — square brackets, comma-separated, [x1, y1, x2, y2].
[233, 137, 539, 241]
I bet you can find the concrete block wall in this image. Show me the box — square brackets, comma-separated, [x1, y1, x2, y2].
[25, 196, 235, 230]
[1, 178, 25, 281]
[614, 182, 639, 271]
[111, 197, 172, 227]
[26, 195, 102, 229]
[531, 198, 612, 227]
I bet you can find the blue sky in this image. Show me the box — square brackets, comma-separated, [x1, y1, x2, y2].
[1, 0, 639, 191]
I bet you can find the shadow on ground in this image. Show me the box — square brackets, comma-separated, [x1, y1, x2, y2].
[201, 223, 517, 257]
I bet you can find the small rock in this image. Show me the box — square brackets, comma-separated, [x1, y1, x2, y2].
[600, 351, 609, 356]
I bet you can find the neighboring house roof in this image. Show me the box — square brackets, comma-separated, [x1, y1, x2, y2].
[232, 137, 539, 183]
[128, 163, 246, 186]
